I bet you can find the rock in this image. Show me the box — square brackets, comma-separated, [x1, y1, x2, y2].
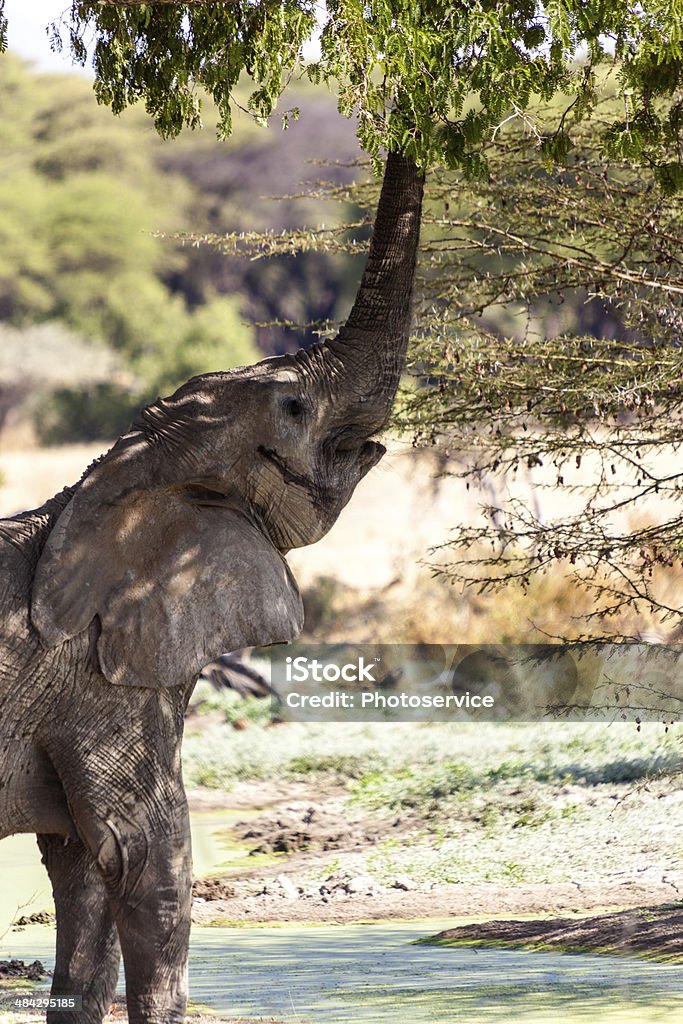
[0, 959, 47, 981]
[276, 873, 300, 899]
[344, 874, 377, 895]
[12, 911, 55, 928]
[391, 874, 417, 891]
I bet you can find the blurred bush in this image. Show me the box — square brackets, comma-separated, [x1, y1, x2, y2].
[34, 383, 141, 444]
[0, 54, 361, 443]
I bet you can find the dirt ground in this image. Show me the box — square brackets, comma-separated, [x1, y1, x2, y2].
[186, 782, 683, 954]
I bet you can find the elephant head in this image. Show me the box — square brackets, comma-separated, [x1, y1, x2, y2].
[31, 153, 424, 690]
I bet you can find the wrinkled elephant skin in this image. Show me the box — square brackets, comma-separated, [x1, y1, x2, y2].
[0, 153, 424, 1024]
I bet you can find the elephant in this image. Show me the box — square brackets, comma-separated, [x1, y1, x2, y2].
[0, 151, 424, 1024]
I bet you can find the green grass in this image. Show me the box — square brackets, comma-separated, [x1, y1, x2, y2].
[182, 714, 683, 887]
[184, 714, 682, 793]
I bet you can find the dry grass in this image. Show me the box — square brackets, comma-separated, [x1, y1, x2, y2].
[299, 562, 683, 646]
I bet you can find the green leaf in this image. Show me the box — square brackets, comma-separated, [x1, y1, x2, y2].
[655, 161, 683, 195]
[26, 0, 683, 175]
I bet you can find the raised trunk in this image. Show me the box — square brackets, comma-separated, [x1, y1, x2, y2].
[326, 151, 425, 429]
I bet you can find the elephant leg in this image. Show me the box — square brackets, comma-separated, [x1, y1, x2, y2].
[91, 810, 193, 1024]
[37, 833, 121, 1024]
[43, 714, 192, 1024]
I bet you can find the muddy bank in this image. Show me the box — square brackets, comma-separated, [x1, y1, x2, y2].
[187, 784, 683, 930]
[191, 877, 682, 926]
[426, 902, 683, 961]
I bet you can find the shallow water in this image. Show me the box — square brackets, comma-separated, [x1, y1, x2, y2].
[3, 921, 683, 1024]
[0, 811, 243, 933]
[189, 922, 683, 1023]
[2, 819, 683, 1024]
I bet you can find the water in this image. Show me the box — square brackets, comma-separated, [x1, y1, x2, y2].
[0, 811, 245, 933]
[2, 819, 683, 1023]
[188, 922, 683, 1023]
[0, 835, 52, 931]
[3, 922, 683, 1024]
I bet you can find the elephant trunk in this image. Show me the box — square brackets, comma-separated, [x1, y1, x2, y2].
[325, 151, 425, 432]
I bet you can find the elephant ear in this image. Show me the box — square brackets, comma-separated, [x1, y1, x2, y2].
[31, 435, 303, 688]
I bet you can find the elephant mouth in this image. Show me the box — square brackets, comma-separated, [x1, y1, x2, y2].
[184, 483, 242, 509]
[259, 439, 384, 483]
[257, 446, 314, 490]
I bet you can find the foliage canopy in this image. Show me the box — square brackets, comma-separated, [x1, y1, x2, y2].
[34, 1, 683, 188]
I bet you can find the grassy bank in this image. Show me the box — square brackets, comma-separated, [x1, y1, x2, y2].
[184, 687, 683, 889]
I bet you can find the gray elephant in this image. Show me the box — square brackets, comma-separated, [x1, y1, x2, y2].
[0, 152, 424, 1024]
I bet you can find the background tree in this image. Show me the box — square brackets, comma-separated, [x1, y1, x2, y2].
[0, 54, 362, 441]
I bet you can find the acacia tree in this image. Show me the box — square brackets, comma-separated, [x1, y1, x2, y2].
[10, 1, 680, 186]
[191, 121, 683, 642]
[403, 135, 683, 642]
[4, 0, 683, 638]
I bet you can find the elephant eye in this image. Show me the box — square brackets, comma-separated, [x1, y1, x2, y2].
[282, 396, 305, 419]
